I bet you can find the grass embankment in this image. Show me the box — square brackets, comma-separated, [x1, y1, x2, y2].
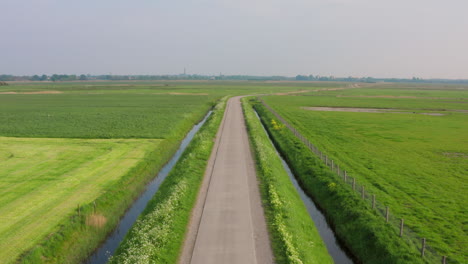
[242, 98, 332, 264]
[253, 99, 426, 264]
[0, 137, 160, 263]
[262, 92, 467, 263]
[109, 98, 227, 263]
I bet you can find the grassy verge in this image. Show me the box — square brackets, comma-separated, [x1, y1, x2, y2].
[108, 97, 227, 263]
[253, 98, 427, 264]
[242, 97, 332, 264]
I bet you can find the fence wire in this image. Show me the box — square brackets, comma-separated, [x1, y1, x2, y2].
[258, 98, 450, 263]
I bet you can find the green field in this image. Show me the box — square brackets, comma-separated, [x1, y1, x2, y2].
[2, 81, 466, 263]
[0, 137, 160, 262]
[0, 82, 222, 263]
[0, 81, 328, 263]
[0, 94, 216, 138]
[262, 85, 468, 262]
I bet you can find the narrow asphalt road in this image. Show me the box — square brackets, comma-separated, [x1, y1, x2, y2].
[180, 96, 273, 264]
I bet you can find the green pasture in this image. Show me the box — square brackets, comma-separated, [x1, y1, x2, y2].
[0, 93, 216, 138]
[0, 137, 160, 263]
[262, 89, 468, 262]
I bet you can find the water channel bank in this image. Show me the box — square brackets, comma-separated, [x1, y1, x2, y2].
[85, 111, 212, 264]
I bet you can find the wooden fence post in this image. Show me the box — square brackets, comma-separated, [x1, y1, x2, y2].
[442, 256, 447, 264]
[337, 164, 340, 175]
[386, 206, 389, 222]
[421, 238, 426, 257]
[361, 186, 365, 199]
[344, 171, 347, 182]
[352, 178, 356, 191]
[372, 194, 376, 209]
[331, 160, 334, 171]
[400, 218, 404, 237]
[325, 156, 328, 166]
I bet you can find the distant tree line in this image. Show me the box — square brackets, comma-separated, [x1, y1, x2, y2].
[0, 74, 87, 82]
[1, 73, 468, 84]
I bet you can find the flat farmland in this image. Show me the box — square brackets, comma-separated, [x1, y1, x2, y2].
[0, 83, 221, 263]
[0, 137, 160, 262]
[262, 85, 467, 262]
[0, 93, 217, 138]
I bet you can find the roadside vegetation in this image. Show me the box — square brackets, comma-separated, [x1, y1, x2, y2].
[109, 97, 227, 263]
[262, 87, 467, 263]
[242, 98, 333, 264]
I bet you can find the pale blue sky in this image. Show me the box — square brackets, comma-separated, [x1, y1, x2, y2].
[1, 0, 467, 78]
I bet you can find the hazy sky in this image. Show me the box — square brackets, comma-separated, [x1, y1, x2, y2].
[1, 0, 467, 78]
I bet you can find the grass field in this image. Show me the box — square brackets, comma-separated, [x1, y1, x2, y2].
[0, 82, 224, 263]
[262, 85, 468, 262]
[0, 94, 216, 138]
[1, 81, 329, 263]
[4, 80, 466, 263]
[0, 137, 160, 262]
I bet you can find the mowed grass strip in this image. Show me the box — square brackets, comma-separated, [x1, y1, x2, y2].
[0, 137, 160, 263]
[262, 93, 468, 262]
[242, 98, 333, 264]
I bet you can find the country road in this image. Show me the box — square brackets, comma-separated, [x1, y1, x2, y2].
[180, 96, 273, 264]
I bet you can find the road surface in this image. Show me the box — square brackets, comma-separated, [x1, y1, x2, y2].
[180, 96, 273, 264]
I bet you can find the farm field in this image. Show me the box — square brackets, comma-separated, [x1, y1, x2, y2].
[0, 82, 224, 263]
[262, 85, 468, 262]
[0, 137, 160, 262]
[0, 80, 338, 263]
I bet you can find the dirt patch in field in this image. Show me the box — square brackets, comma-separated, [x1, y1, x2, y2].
[0, 91, 63, 94]
[302, 107, 447, 116]
[86, 214, 107, 228]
